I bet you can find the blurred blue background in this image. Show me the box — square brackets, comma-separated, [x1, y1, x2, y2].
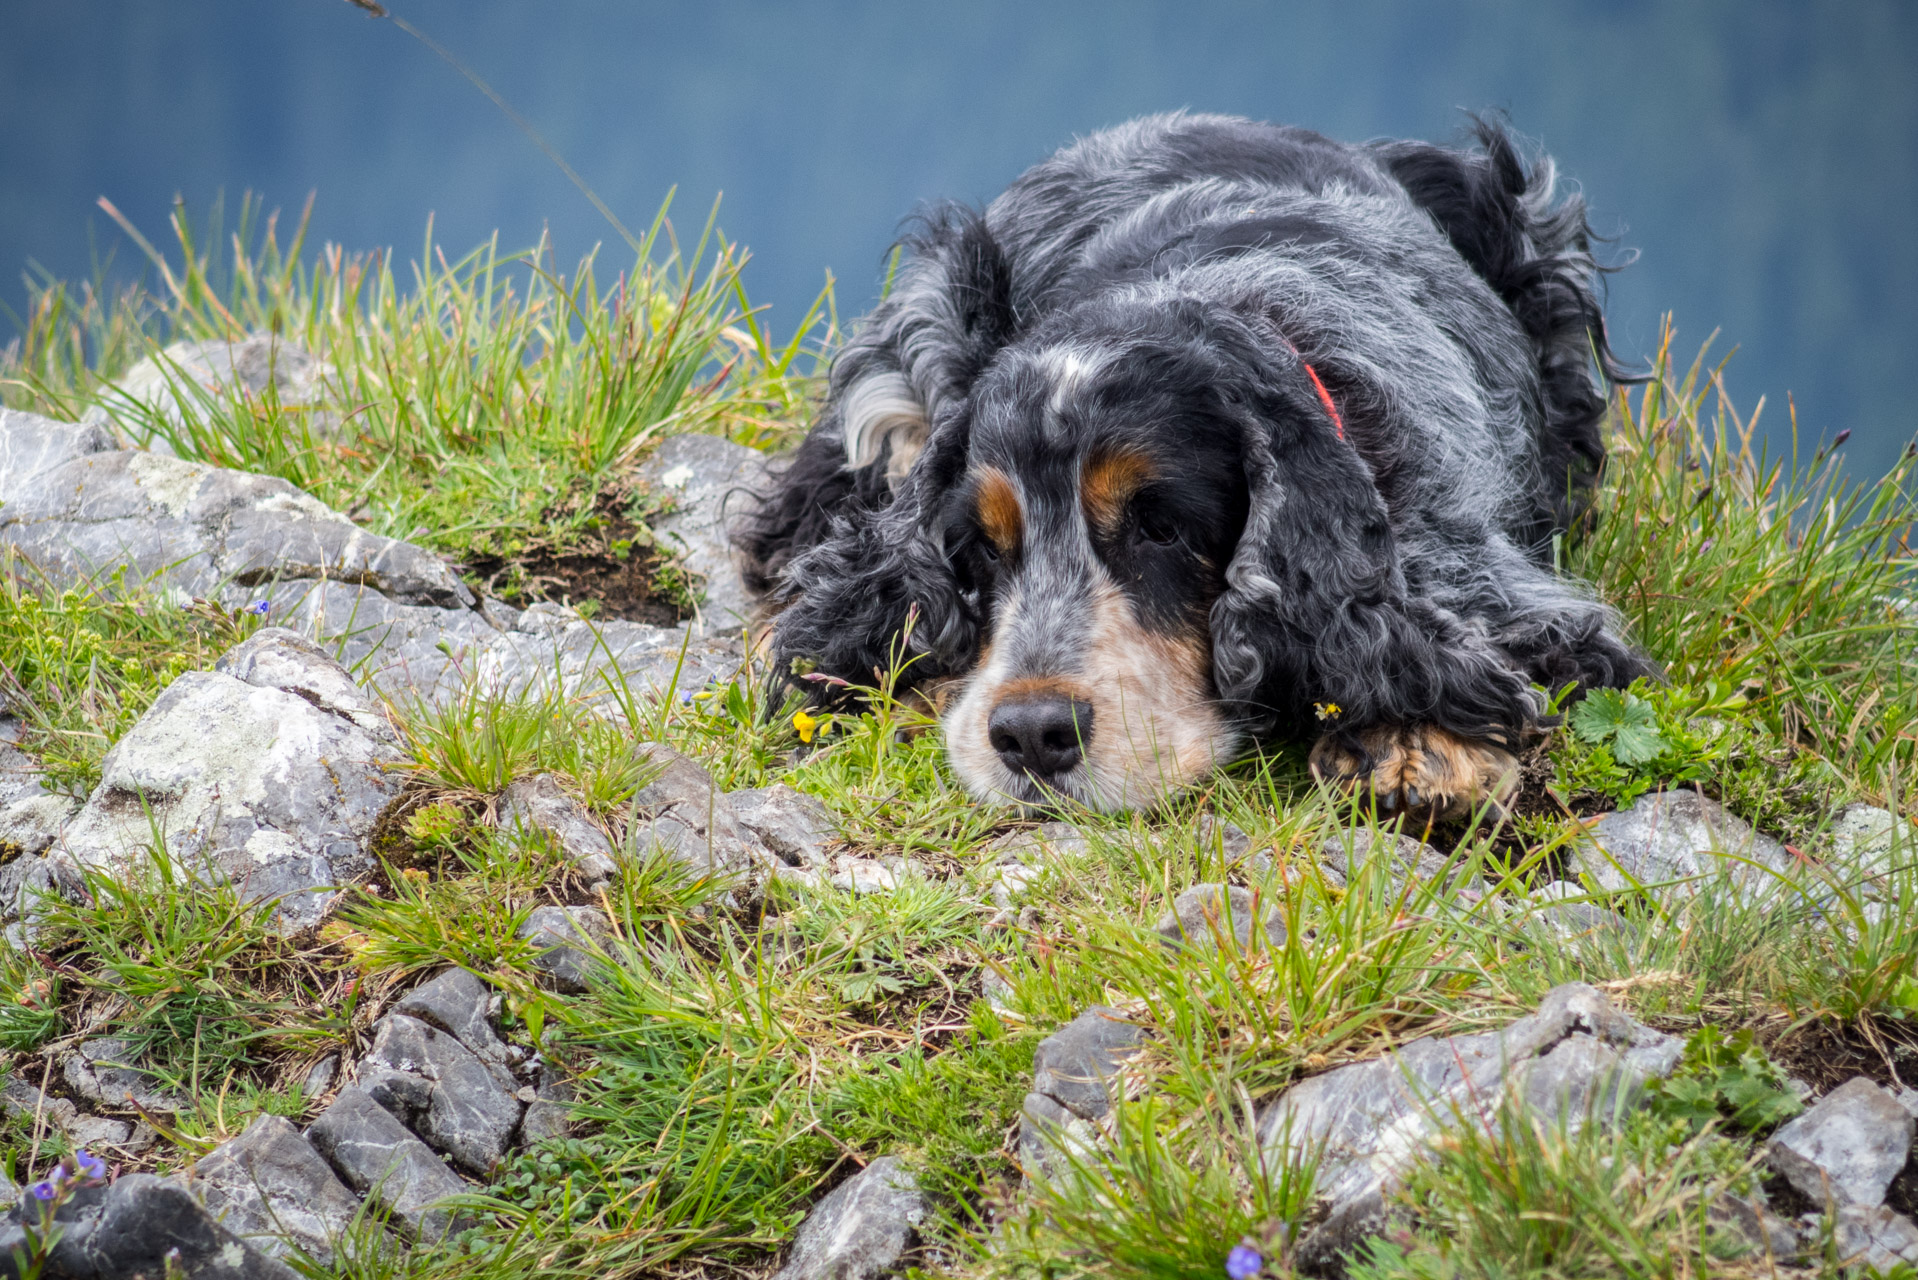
[3, 1, 1913, 476]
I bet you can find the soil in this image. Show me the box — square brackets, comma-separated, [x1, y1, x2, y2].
[461, 486, 690, 626]
[1762, 1016, 1918, 1096]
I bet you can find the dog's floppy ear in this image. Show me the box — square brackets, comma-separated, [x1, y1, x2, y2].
[771, 396, 982, 700]
[756, 205, 1018, 697]
[1204, 314, 1537, 745]
[838, 203, 1020, 492]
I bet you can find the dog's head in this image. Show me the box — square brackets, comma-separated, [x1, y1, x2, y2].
[785, 290, 1353, 811]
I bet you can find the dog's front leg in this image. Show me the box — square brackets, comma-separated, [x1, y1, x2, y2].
[1211, 381, 1534, 821]
[1307, 723, 1519, 821]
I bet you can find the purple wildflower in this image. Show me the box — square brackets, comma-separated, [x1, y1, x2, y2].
[1225, 1244, 1263, 1280]
[245, 599, 272, 617]
[27, 1180, 57, 1202]
[73, 1149, 108, 1182]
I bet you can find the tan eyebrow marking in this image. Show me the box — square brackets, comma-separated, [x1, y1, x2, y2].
[1080, 447, 1156, 537]
[974, 467, 1024, 554]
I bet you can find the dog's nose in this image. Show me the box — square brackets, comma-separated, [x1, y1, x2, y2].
[988, 695, 1094, 781]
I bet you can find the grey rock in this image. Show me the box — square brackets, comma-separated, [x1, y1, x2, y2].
[771, 1156, 928, 1280]
[519, 905, 615, 993]
[727, 784, 838, 869]
[1524, 880, 1636, 945]
[84, 334, 334, 451]
[357, 1013, 521, 1174]
[1154, 883, 1286, 953]
[831, 857, 908, 895]
[1827, 803, 1912, 868]
[1709, 1191, 1801, 1261]
[1258, 983, 1681, 1262]
[302, 1054, 340, 1100]
[1029, 1006, 1149, 1124]
[1767, 1076, 1913, 1208]
[0, 794, 74, 860]
[986, 822, 1090, 865]
[1197, 815, 1254, 864]
[1291, 1188, 1397, 1274]
[192, 1113, 366, 1263]
[627, 742, 762, 874]
[262, 577, 742, 716]
[45, 1172, 302, 1280]
[1575, 788, 1791, 894]
[213, 627, 395, 741]
[1830, 1202, 1918, 1271]
[65, 1114, 136, 1151]
[499, 774, 619, 882]
[1, 1074, 80, 1130]
[307, 1086, 472, 1242]
[1017, 1090, 1103, 1183]
[249, 577, 500, 703]
[0, 1073, 140, 1151]
[466, 613, 742, 713]
[392, 967, 513, 1081]
[1, 854, 87, 932]
[520, 1066, 575, 1145]
[57, 630, 405, 929]
[61, 1037, 186, 1115]
[0, 407, 117, 498]
[0, 729, 48, 813]
[635, 433, 769, 635]
[1, 440, 472, 609]
[986, 861, 1042, 911]
[1318, 829, 1454, 886]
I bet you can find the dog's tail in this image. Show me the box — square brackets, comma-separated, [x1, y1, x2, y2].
[1372, 116, 1637, 536]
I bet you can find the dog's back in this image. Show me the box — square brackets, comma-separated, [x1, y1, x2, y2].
[742, 113, 1626, 598]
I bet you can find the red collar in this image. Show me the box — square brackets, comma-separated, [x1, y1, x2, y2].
[1301, 360, 1345, 442]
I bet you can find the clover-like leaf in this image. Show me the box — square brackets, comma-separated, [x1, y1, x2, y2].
[1568, 687, 1667, 765]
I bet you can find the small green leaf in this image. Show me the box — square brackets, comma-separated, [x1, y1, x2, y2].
[1609, 700, 1667, 765]
[1568, 688, 1630, 745]
[1569, 688, 1667, 765]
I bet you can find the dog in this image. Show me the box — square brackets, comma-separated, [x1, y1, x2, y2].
[737, 112, 1648, 816]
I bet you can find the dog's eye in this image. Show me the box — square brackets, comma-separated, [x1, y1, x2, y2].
[1133, 508, 1180, 547]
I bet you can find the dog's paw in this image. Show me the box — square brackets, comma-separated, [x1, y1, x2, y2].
[1309, 724, 1518, 821]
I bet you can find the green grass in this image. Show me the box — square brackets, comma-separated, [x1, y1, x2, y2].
[0, 549, 269, 793]
[3, 201, 1917, 1277]
[1572, 323, 1918, 799]
[1, 193, 829, 609]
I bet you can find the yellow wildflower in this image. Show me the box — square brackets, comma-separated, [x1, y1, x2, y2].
[793, 708, 820, 743]
[1314, 701, 1342, 721]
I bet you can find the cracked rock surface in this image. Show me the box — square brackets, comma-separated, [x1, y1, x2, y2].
[56, 628, 405, 929]
[519, 905, 615, 993]
[307, 1086, 472, 1242]
[1766, 1076, 1914, 1208]
[728, 783, 838, 871]
[0, 407, 472, 609]
[1257, 983, 1681, 1266]
[770, 1156, 929, 1280]
[499, 773, 620, 883]
[0, 410, 753, 715]
[1154, 883, 1286, 953]
[356, 1013, 522, 1175]
[627, 742, 764, 874]
[23, 1171, 300, 1280]
[191, 1113, 366, 1264]
[1576, 788, 1791, 894]
[1020, 1006, 1148, 1177]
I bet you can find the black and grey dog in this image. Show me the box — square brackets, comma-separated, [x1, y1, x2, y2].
[738, 112, 1647, 816]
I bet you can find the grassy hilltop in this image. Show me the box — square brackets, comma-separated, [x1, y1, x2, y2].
[2, 203, 1917, 1279]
